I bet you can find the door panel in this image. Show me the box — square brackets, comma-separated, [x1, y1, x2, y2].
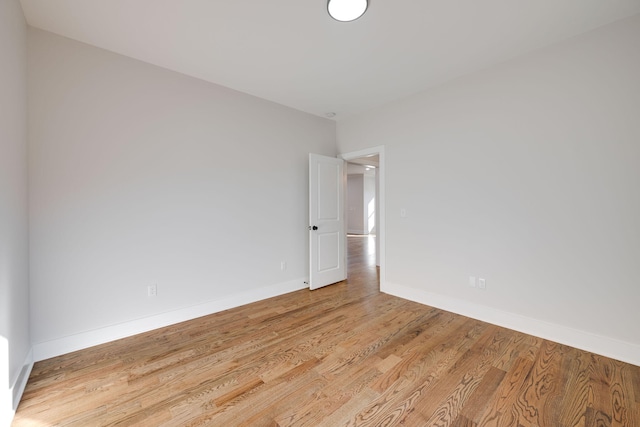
[318, 232, 340, 271]
[317, 162, 340, 220]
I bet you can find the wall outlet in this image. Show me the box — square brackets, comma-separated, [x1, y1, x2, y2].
[280, 261, 287, 271]
[478, 278, 486, 290]
[147, 284, 157, 297]
[469, 276, 477, 288]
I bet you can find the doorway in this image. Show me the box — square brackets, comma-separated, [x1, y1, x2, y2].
[340, 146, 385, 290]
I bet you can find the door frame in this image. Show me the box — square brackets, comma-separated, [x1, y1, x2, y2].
[339, 146, 385, 290]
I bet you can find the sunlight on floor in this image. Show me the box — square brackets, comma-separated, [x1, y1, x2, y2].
[13, 417, 49, 427]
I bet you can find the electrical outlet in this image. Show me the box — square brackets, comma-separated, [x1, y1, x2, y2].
[469, 276, 477, 288]
[280, 261, 287, 271]
[147, 284, 157, 297]
[478, 278, 486, 290]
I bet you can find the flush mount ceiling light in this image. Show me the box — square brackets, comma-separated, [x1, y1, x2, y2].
[328, 0, 368, 22]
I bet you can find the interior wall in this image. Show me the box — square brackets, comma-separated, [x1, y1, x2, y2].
[337, 15, 640, 356]
[0, 0, 30, 417]
[347, 171, 376, 235]
[374, 169, 380, 266]
[363, 174, 375, 234]
[28, 28, 336, 350]
[347, 175, 365, 234]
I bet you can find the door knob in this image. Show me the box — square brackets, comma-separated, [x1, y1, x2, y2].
[309, 225, 318, 231]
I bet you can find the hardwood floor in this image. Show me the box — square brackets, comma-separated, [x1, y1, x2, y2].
[14, 235, 640, 426]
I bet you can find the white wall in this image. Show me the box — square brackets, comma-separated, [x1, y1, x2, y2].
[363, 174, 375, 234]
[28, 28, 336, 356]
[347, 173, 376, 235]
[338, 15, 640, 364]
[347, 175, 365, 234]
[375, 169, 380, 266]
[0, 0, 30, 422]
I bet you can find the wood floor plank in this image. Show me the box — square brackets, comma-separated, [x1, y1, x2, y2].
[367, 313, 477, 394]
[340, 321, 491, 426]
[458, 366, 507, 422]
[513, 340, 567, 426]
[399, 326, 517, 425]
[475, 356, 537, 427]
[12, 235, 640, 426]
[556, 349, 596, 427]
[272, 362, 381, 427]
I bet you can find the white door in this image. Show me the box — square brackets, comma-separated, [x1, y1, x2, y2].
[309, 153, 346, 290]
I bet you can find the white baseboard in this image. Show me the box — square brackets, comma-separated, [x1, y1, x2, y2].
[33, 278, 308, 362]
[2, 349, 33, 427]
[347, 229, 368, 235]
[11, 349, 33, 410]
[382, 282, 640, 367]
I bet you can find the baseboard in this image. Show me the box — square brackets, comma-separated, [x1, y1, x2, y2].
[11, 349, 33, 410]
[382, 282, 640, 367]
[2, 348, 33, 427]
[347, 229, 367, 235]
[33, 278, 308, 362]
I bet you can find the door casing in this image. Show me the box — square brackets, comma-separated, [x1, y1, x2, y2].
[339, 146, 385, 290]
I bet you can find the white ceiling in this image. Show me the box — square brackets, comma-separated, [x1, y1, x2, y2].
[20, 0, 640, 119]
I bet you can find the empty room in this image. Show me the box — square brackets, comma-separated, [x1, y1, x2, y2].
[2, 0, 639, 425]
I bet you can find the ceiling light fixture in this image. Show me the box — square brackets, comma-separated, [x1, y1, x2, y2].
[327, 0, 368, 22]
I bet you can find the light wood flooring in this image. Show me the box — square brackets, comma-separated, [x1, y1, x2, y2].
[14, 235, 640, 426]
